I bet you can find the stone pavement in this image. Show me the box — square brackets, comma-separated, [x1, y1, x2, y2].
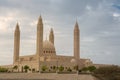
[0, 73, 98, 80]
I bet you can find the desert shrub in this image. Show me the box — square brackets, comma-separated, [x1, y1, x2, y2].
[94, 66, 120, 74]
[93, 66, 120, 80]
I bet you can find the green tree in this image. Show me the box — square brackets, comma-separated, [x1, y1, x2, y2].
[59, 65, 64, 72]
[41, 65, 48, 71]
[73, 65, 79, 71]
[50, 66, 53, 69]
[67, 67, 72, 72]
[53, 66, 56, 70]
[32, 68, 35, 72]
[13, 65, 18, 70]
[81, 67, 88, 72]
[13, 65, 18, 72]
[24, 65, 29, 72]
[88, 66, 96, 72]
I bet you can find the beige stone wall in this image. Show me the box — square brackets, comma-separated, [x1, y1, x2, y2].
[12, 54, 93, 72]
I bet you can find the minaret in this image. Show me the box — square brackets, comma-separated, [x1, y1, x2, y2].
[13, 23, 20, 64]
[74, 21, 80, 60]
[49, 28, 54, 45]
[36, 16, 43, 57]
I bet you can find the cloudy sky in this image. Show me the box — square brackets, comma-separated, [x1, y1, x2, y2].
[0, 0, 120, 65]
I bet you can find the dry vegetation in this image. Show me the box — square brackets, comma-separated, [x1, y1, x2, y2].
[93, 66, 120, 80]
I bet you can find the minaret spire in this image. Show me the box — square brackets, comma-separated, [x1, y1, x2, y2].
[36, 15, 43, 56]
[13, 22, 20, 64]
[36, 15, 44, 71]
[49, 28, 54, 45]
[75, 20, 79, 30]
[38, 15, 42, 24]
[15, 22, 19, 30]
[74, 20, 80, 60]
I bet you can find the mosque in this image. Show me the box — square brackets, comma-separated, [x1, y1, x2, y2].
[13, 16, 93, 71]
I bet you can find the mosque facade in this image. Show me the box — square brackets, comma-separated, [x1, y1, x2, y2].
[13, 16, 93, 72]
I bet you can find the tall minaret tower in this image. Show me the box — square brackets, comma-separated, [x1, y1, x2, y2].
[36, 16, 43, 57]
[49, 28, 54, 45]
[74, 21, 80, 60]
[13, 23, 20, 64]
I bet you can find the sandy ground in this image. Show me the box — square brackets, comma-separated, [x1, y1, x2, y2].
[0, 73, 98, 80]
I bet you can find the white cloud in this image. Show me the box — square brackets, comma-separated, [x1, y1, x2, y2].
[86, 5, 92, 11]
[113, 13, 120, 17]
[0, 16, 13, 32]
[29, 20, 37, 26]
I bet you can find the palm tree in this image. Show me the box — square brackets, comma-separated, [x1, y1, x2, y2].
[13, 65, 18, 72]
[23, 65, 29, 72]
